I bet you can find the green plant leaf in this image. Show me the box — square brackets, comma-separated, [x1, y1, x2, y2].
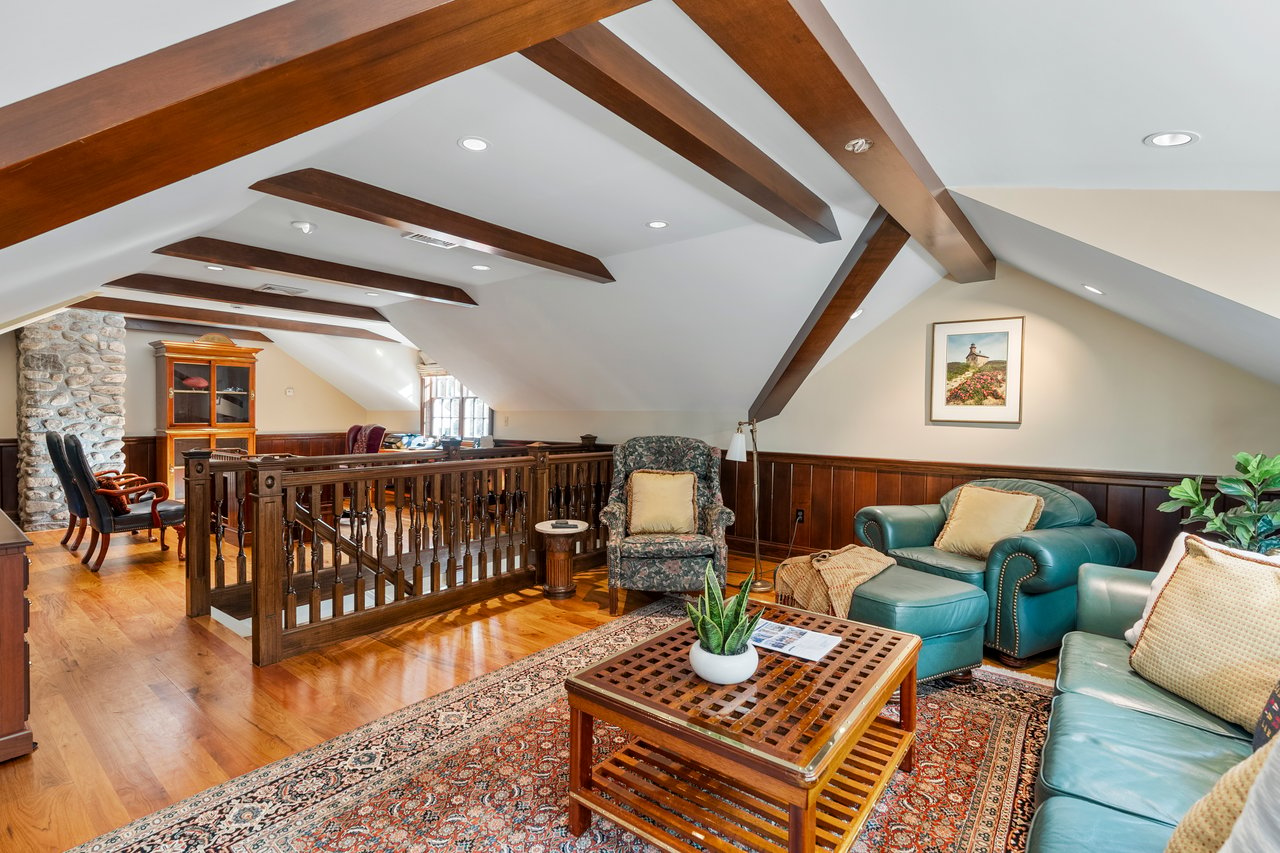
[701, 619, 725, 655]
[723, 608, 756, 655]
[703, 563, 724, 627]
[1157, 499, 1188, 513]
[722, 576, 751, 635]
[1167, 477, 1204, 504]
[1234, 451, 1257, 476]
[1256, 456, 1280, 481]
[1215, 477, 1253, 499]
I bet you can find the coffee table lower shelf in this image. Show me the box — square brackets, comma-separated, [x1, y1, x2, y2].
[570, 717, 912, 853]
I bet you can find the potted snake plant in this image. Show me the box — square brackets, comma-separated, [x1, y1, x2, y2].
[686, 563, 762, 684]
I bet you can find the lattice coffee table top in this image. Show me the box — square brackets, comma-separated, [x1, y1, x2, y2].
[568, 603, 920, 776]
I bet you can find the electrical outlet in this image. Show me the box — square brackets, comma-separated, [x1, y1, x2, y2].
[795, 509, 804, 523]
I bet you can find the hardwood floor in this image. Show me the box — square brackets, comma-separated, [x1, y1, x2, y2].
[0, 532, 1054, 852]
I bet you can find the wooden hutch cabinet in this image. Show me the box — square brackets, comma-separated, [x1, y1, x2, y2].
[153, 335, 261, 498]
[0, 513, 33, 762]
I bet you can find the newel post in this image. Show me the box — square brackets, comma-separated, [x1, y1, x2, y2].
[530, 447, 551, 580]
[184, 449, 213, 618]
[250, 459, 287, 666]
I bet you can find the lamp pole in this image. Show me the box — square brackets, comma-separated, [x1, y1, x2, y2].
[730, 419, 772, 593]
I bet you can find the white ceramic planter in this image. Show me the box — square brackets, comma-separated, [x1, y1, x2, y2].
[689, 641, 759, 685]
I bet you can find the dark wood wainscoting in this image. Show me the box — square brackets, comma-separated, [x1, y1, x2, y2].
[721, 452, 1193, 572]
[122, 435, 158, 485]
[256, 432, 347, 457]
[0, 439, 16, 522]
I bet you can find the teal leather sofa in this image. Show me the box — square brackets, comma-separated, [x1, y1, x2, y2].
[1026, 563, 1254, 852]
[854, 479, 1136, 664]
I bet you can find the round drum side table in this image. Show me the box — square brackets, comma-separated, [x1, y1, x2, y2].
[535, 519, 587, 599]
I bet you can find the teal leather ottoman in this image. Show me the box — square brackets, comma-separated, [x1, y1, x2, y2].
[849, 564, 988, 682]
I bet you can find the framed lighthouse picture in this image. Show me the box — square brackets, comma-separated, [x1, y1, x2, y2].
[930, 317, 1024, 424]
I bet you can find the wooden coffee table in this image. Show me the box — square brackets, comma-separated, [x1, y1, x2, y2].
[565, 602, 921, 852]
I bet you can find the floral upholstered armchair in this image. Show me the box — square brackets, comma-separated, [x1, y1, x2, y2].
[599, 436, 734, 615]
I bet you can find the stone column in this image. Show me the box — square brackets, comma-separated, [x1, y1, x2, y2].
[16, 310, 127, 530]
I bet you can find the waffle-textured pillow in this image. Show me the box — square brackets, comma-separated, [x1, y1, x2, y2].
[627, 470, 697, 534]
[1167, 739, 1276, 853]
[1221, 736, 1280, 852]
[934, 485, 1044, 559]
[1130, 536, 1280, 728]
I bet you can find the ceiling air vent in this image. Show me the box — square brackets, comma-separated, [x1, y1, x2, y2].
[401, 232, 460, 249]
[256, 283, 309, 296]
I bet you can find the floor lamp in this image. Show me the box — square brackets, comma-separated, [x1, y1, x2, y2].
[725, 420, 773, 593]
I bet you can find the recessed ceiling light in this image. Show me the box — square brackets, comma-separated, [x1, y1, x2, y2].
[843, 138, 873, 154]
[850, 308, 864, 319]
[206, 265, 224, 272]
[471, 264, 491, 271]
[458, 136, 489, 151]
[1143, 131, 1199, 147]
[365, 292, 380, 297]
[1083, 284, 1105, 295]
[647, 220, 669, 229]
[291, 220, 316, 235]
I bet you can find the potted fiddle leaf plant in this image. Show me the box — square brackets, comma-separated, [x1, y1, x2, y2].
[686, 562, 762, 685]
[1158, 451, 1280, 554]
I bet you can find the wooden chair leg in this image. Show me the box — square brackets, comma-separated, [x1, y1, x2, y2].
[70, 518, 87, 551]
[61, 515, 77, 546]
[92, 532, 111, 572]
[609, 586, 620, 616]
[176, 523, 187, 561]
[81, 529, 99, 565]
[158, 526, 170, 552]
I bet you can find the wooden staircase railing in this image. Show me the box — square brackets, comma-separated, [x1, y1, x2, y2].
[184, 445, 614, 664]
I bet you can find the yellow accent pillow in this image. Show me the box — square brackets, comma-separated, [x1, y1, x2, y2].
[1167, 739, 1276, 853]
[1130, 537, 1280, 728]
[627, 470, 697, 534]
[934, 485, 1044, 559]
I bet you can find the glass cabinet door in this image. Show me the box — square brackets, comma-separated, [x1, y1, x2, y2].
[171, 362, 212, 424]
[214, 365, 252, 425]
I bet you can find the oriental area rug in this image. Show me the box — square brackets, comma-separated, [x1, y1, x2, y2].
[74, 600, 1052, 853]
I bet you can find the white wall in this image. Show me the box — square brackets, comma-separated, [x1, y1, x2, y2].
[496, 410, 741, 447]
[763, 264, 1280, 476]
[0, 332, 15, 439]
[123, 331, 371, 435]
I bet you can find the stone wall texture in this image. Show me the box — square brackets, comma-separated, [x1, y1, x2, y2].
[17, 310, 127, 530]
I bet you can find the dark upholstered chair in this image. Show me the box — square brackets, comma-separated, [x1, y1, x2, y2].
[345, 424, 387, 454]
[64, 434, 186, 572]
[855, 478, 1136, 664]
[599, 436, 734, 616]
[46, 431, 147, 552]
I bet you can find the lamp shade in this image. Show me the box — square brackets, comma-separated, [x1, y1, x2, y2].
[725, 430, 747, 462]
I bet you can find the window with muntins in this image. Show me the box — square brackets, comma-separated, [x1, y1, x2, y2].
[421, 374, 492, 438]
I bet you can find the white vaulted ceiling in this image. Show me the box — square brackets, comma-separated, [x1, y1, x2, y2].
[2, 0, 1279, 417]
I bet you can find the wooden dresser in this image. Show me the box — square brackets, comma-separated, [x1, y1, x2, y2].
[0, 513, 33, 762]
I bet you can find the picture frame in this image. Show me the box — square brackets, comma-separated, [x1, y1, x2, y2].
[929, 316, 1024, 424]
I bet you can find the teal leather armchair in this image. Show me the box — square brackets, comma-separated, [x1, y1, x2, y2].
[855, 478, 1137, 664]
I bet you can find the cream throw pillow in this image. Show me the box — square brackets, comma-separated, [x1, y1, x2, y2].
[627, 470, 697, 534]
[1130, 537, 1280, 728]
[1125, 533, 1280, 645]
[1167, 739, 1276, 853]
[1221, 736, 1280, 852]
[934, 485, 1044, 559]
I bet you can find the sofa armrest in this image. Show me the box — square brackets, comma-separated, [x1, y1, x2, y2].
[600, 502, 625, 538]
[703, 503, 734, 534]
[986, 524, 1138, 596]
[855, 505, 946, 552]
[1077, 563, 1155, 640]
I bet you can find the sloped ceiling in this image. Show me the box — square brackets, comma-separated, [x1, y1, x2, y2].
[4, 0, 1279, 420]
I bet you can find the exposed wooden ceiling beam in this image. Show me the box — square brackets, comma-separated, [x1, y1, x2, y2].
[251, 169, 614, 283]
[123, 317, 274, 343]
[520, 23, 840, 244]
[77, 297, 398, 343]
[749, 206, 908, 421]
[153, 238, 476, 305]
[105, 273, 387, 323]
[674, 0, 995, 283]
[0, 0, 647, 250]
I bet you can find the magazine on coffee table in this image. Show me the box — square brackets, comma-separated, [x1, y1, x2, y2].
[750, 619, 842, 662]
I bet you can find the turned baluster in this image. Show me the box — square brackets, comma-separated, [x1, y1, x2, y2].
[235, 471, 249, 584]
[392, 476, 407, 600]
[504, 466, 516, 574]
[476, 474, 490, 581]
[213, 472, 227, 589]
[410, 475, 424, 596]
[308, 484, 323, 624]
[283, 488, 298, 630]
[446, 473, 459, 589]
[461, 472, 475, 585]
[352, 481, 367, 612]
[330, 480, 346, 619]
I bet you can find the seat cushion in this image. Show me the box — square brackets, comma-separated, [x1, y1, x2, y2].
[620, 533, 714, 559]
[1056, 631, 1251, 741]
[888, 546, 986, 585]
[1027, 797, 1174, 853]
[1168, 739, 1276, 853]
[1039, 692, 1253, 826]
[120, 499, 185, 528]
[849, 565, 988, 638]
